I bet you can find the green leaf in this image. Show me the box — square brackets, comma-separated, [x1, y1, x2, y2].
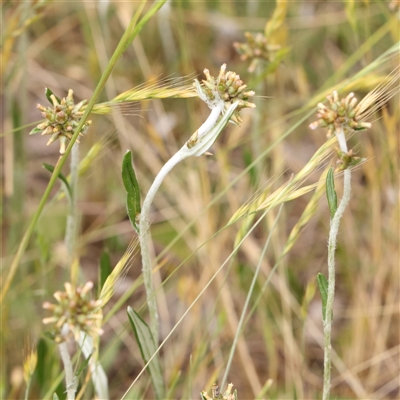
[52, 393, 60, 400]
[326, 167, 338, 219]
[122, 151, 141, 233]
[317, 273, 330, 322]
[29, 127, 43, 135]
[75, 352, 93, 378]
[45, 87, 61, 105]
[99, 249, 112, 293]
[42, 163, 72, 199]
[127, 307, 164, 399]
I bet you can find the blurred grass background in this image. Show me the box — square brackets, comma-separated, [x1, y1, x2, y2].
[1, 1, 399, 399]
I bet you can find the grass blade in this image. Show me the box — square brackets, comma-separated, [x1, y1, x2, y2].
[99, 249, 112, 293]
[127, 307, 164, 399]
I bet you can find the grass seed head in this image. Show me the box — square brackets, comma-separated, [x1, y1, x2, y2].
[23, 348, 37, 384]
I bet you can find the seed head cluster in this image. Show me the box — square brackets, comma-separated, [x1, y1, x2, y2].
[31, 89, 91, 154]
[42, 281, 103, 343]
[197, 64, 256, 124]
[201, 383, 237, 400]
[335, 148, 363, 171]
[309, 90, 371, 137]
[234, 32, 281, 73]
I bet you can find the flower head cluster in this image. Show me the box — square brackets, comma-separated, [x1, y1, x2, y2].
[195, 64, 255, 125]
[30, 89, 91, 154]
[43, 282, 103, 343]
[335, 148, 364, 171]
[309, 91, 371, 138]
[201, 383, 237, 400]
[234, 32, 281, 73]
[389, 0, 399, 11]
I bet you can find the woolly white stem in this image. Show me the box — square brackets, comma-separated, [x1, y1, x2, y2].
[139, 151, 187, 341]
[58, 326, 77, 400]
[138, 102, 229, 341]
[335, 126, 348, 153]
[197, 101, 224, 138]
[322, 163, 352, 400]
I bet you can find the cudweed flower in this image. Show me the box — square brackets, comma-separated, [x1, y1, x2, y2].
[335, 147, 364, 171]
[309, 91, 371, 138]
[234, 32, 281, 73]
[201, 383, 237, 400]
[389, 0, 399, 11]
[194, 64, 256, 126]
[42, 281, 103, 343]
[30, 89, 91, 154]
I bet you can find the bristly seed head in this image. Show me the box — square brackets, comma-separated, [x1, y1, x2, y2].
[42, 281, 103, 343]
[309, 90, 372, 137]
[194, 64, 256, 125]
[30, 89, 91, 154]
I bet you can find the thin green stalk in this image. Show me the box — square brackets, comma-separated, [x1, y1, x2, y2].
[1, 0, 166, 302]
[221, 204, 284, 389]
[322, 167, 351, 400]
[65, 143, 79, 268]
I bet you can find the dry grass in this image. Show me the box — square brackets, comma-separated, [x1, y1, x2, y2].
[2, 1, 399, 399]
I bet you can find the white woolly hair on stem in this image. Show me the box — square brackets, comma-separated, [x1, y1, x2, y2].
[58, 325, 77, 400]
[139, 100, 238, 341]
[322, 126, 352, 400]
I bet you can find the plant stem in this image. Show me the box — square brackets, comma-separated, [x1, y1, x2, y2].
[322, 127, 351, 400]
[65, 143, 79, 268]
[59, 326, 77, 400]
[138, 100, 231, 341]
[1, 0, 166, 302]
[139, 151, 186, 341]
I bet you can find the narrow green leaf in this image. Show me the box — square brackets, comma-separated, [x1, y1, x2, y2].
[99, 249, 112, 292]
[42, 163, 72, 199]
[29, 127, 43, 135]
[122, 151, 141, 232]
[35, 338, 48, 389]
[52, 394, 60, 400]
[127, 307, 164, 399]
[45, 87, 61, 105]
[326, 167, 338, 219]
[317, 273, 329, 322]
[75, 352, 93, 378]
